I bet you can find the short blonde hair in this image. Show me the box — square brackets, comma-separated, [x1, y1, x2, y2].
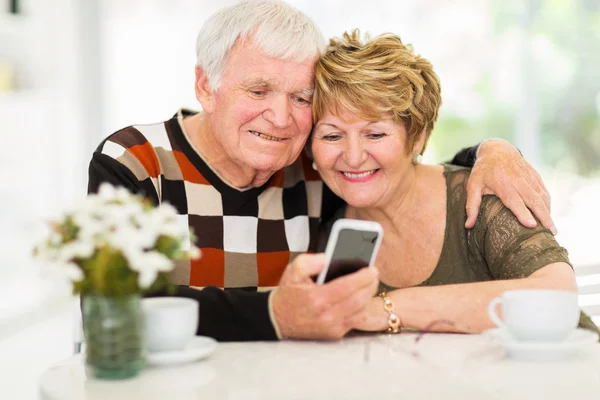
[313, 30, 442, 154]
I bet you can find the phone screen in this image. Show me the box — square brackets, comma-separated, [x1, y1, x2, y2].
[323, 228, 379, 283]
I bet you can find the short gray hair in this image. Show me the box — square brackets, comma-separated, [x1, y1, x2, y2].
[196, 0, 325, 90]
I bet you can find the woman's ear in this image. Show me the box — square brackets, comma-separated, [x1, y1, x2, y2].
[194, 66, 215, 113]
[413, 128, 427, 155]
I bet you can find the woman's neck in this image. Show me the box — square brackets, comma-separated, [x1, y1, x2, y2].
[348, 165, 420, 228]
[347, 165, 445, 237]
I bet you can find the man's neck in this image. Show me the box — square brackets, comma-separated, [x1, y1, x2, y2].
[182, 113, 275, 189]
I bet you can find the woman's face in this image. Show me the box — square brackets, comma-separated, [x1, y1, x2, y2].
[311, 108, 415, 209]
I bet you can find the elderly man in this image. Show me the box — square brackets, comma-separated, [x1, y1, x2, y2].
[88, 0, 554, 341]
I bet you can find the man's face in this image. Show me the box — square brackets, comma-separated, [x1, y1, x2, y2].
[205, 41, 317, 175]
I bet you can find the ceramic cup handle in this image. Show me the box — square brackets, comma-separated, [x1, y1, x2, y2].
[488, 297, 506, 329]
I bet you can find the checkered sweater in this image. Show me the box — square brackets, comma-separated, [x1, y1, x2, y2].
[88, 109, 340, 341]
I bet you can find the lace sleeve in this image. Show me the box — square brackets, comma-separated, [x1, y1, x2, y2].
[471, 196, 571, 280]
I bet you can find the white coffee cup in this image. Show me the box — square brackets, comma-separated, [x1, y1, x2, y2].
[488, 289, 579, 342]
[142, 297, 199, 353]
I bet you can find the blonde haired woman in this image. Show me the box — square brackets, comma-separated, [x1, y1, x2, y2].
[311, 30, 598, 334]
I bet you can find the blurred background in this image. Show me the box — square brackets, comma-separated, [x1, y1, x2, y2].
[0, 0, 598, 398]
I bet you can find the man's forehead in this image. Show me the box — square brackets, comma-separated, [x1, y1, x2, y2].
[242, 77, 314, 92]
[226, 39, 317, 89]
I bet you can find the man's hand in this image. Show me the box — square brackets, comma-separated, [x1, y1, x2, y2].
[465, 139, 556, 235]
[271, 254, 379, 340]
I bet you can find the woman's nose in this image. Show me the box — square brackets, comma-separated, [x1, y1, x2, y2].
[343, 137, 368, 168]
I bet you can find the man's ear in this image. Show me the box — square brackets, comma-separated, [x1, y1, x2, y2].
[195, 66, 215, 113]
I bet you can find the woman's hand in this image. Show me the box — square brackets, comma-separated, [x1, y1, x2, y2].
[349, 296, 388, 332]
[465, 139, 556, 235]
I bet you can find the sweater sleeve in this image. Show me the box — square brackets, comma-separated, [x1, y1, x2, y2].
[446, 144, 480, 167]
[149, 285, 278, 341]
[88, 151, 160, 205]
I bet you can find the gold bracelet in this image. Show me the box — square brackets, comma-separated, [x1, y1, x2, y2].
[379, 292, 401, 334]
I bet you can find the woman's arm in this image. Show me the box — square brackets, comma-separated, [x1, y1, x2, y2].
[353, 262, 576, 333]
[351, 195, 575, 334]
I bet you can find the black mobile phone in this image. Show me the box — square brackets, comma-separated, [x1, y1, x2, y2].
[316, 219, 383, 284]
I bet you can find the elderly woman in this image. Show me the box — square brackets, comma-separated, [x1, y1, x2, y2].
[311, 30, 598, 334]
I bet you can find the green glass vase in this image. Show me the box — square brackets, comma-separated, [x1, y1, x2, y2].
[82, 294, 145, 379]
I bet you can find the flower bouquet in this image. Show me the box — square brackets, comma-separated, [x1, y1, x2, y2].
[34, 183, 200, 379]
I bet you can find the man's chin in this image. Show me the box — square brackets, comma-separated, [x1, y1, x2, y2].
[242, 153, 296, 172]
[237, 158, 279, 174]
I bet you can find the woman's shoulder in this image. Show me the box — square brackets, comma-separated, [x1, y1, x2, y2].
[442, 163, 472, 174]
[441, 164, 472, 213]
[442, 164, 471, 185]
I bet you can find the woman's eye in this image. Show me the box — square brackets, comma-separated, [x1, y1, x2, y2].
[322, 134, 342, 142]
[367, 133, 386, 139]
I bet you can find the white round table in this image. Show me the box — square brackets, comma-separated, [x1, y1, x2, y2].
[40, 332, 600, 400]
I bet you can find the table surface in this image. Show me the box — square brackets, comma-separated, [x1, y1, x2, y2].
[40, 331, 600, 400]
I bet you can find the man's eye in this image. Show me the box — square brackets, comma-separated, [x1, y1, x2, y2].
[293, 96, 311, 105]
[250, 90, 266, 97]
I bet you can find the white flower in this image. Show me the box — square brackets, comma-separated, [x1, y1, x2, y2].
[75, 194, 105, 215]
[137, 269, 158, 289]
[134, 212, 167, 240]
[157, 202, 178, 217]
[124, 248, 173, 271]
[158, 222, 189, 241]
[42, 261, 84, 282]
[97, 183, 118, 201]
[34, 183, 194, 293]
[107, 223, 159, 251]
[74, 216, 106, 242]
[35, 243, 61, 262]
[113, 186, 136, 203]
[63, 262, 85, 281]
[59, 240, 95, 261]
[124, 249, 174, 289]
[189, 246, 202, 260]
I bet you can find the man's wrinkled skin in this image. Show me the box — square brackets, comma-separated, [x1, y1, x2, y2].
[466, 139, 556, 235]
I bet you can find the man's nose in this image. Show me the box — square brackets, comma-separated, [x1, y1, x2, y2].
[263, 94, 292, 128]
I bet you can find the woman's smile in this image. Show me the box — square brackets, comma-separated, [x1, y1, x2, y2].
[339, 169, 380, 182]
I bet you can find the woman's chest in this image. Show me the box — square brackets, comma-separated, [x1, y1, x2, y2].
[375, 226, 445, 288]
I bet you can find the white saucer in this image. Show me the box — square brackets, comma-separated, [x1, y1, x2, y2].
[485, 328, 598, 361]
[146, 336, 217, 366]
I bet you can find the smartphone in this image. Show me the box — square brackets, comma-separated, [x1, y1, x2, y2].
[316, 218, 383, 284]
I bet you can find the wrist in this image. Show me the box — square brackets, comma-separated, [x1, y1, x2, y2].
[268, 289, 285, 340]
[372, 297, 390, 332]
[379, 292, 402, 333]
